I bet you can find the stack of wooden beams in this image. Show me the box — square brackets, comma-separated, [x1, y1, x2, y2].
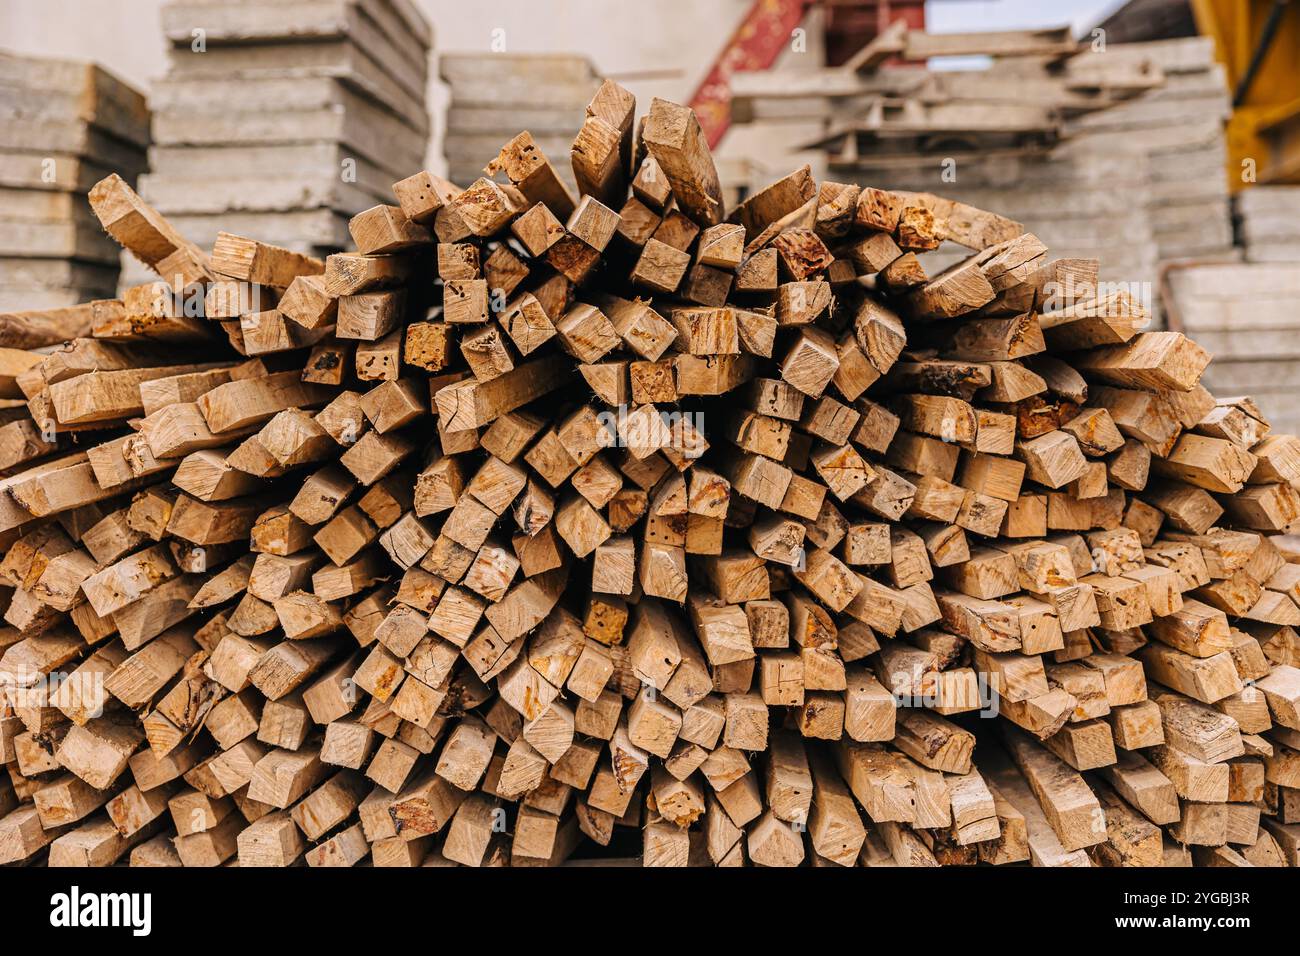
[731, 25, 1163, 164]
[1061, 38, 1234, 264]
[3, 88, 1300, 870]
[125, 0, 432, 287]
[0, 51, 149, 311]
[439, 53, 600, 194]
[1155, 186, 1300, 438]
[731, 34, 1236, 297]
[1235, 186, 1300, 264]
[1165, 262, 1300, 439]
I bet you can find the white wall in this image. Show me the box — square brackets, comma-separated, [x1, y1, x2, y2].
[1, 0, 168, 89]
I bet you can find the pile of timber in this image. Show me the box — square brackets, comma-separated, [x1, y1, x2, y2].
[1164, 262, 1300, 438]
[1172, 185, 1300, 434]
[1234, 186, 1300, 264]
[731, 34, 1236, 295]
[4, 88, 1300, 869]
[0, 50, 149, 311]
[731, 24, 1166, 163]
[980, 37, 1236, 270]
[126, 0, 432, 287]
[439, 53, 601, 194]
[1062, 37, 1234, 264]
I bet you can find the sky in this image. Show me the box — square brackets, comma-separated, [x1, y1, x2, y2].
[927, 0, 1133, 36]
[919, 0, 1134, 70]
